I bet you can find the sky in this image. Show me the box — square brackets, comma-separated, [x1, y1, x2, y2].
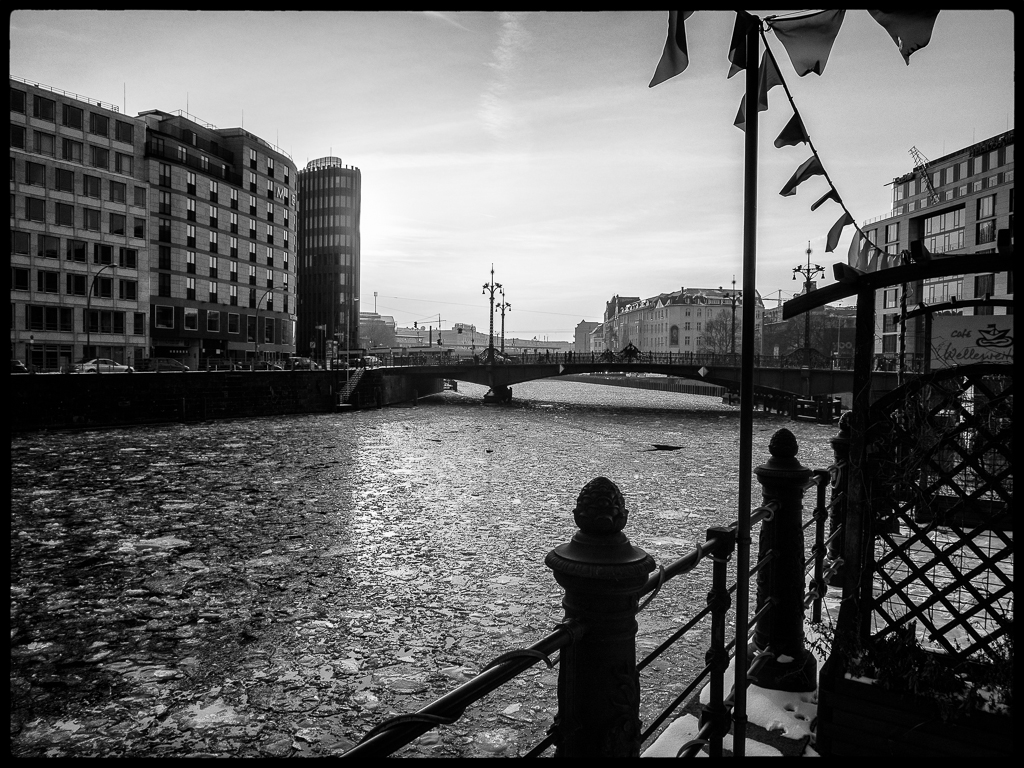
[10, 10, 1015, 341]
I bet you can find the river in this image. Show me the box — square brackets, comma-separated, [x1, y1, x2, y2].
[10, 378, 839, 757]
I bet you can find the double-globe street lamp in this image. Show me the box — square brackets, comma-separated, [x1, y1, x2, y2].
[482, 265, 502, 363]
[497, 286, 511, 354]
[793, 242, 824, 368]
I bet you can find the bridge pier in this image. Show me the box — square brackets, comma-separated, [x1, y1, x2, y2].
[483, 384, 513, 404]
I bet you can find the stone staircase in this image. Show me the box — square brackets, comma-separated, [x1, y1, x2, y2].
[336, 369, 364, 408]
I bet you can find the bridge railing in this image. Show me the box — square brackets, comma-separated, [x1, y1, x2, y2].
[340, 426, 844, 758]
[376, 350, 929, 374]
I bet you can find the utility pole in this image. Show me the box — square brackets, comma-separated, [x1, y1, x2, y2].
[482, 265, 501, 363]
[793, 242, 824, 367]
[497, 286, 511, 354]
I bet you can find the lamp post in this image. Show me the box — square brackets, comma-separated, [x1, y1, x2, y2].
[497, 286, 511, 354]
[723, 276, 740, 357]
[792, 242, 824, 367]
[86, 262, 116, 373]
[482, 264, 501, 363]
[252, 287, 273, 370]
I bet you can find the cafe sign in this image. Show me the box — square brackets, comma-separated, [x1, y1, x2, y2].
[931, 315, 1013, 369]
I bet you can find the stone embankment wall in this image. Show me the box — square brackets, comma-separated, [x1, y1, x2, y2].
[559, 373, 725, 397]
[9, 371, 444, 432]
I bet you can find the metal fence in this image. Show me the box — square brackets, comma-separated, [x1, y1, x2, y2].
[340, 426, 843, 758]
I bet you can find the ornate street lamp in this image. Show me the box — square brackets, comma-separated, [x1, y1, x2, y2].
[793, 242, 824, 367]
[497, 286, 511, 354]
[482, 265, 502, 363]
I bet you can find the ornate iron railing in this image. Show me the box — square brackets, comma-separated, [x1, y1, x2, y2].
[341, 426, 841, 758]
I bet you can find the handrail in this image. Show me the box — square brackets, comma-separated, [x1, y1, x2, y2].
[343, 442, 838, 759]
[341, 621, 579, 759]
[640, 501, 778, 599]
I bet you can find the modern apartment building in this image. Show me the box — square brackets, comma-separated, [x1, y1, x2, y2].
[137, 109, 298, 368]
[601, 287, 764, 355]
[296, 157, 361, 361]
[860, 130, 1013, 363]
[11, 76, 150, 370]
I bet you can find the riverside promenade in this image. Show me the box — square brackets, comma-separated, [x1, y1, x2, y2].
[11, 381, 837, 757]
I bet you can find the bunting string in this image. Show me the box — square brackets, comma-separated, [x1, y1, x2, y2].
[758, 22, 885, 264]
[649, 10, 941, 269]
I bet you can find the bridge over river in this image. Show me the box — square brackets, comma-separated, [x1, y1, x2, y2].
[371, 351, 903, 404]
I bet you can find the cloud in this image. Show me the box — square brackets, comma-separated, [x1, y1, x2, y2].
[479, 12, 531, 141]
[421, 11, 474, 33]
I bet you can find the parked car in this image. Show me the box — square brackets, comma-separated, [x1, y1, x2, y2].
[138, 357, 189, 372]
[289, 357, 321, 370]
[73, 358, 134, 373]
[253, 361, 284, 371]
[11, 360, 29, 374]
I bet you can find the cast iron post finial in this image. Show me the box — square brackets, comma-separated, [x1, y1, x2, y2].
[545, 477, 654, 757]
[752, 429, 818, 692]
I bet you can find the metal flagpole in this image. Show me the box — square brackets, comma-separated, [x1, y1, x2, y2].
[733, 12, 761, 757]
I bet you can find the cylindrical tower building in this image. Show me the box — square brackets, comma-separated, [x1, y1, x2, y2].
[296, 156, 361, 364]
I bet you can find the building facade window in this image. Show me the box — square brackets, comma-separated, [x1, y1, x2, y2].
[24, 197, 46, 222]
[109, 212, 126, 236]
[115, 120, 134, 144]
[34, 131, 56, 157]
[25, 161, 46, 186]
[33, 95, 56, 121]
[55, 202, 74, 226]
[89, 145, 108, 169]
[922, 208, 965, 254]
[88, 112, 109, 137]
[155, 305, 174, 328]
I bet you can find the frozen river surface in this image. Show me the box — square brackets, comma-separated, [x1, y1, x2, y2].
[11, 379, 838, 757]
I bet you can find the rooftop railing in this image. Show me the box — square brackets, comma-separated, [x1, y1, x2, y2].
[11, 74, 120, 113]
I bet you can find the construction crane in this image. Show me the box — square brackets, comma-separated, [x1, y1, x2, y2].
[909, 146, 941, 204]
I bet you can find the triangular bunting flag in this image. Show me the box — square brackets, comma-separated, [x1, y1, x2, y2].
[868, 247, 891, 272]
[847, 230, 871, 271]
[826, 212, 854, 253]
[811, 188, 841, 212]
[847, 230, 861, 267]
[775, 112, 809, 148]
[768, 10, 846, 76]
[868, 10, 940, 64]
[650, 11, 694, 87]
[734, 48, 784, 131]
[780, 155, 825, 197]
[728, 11, 757, 78]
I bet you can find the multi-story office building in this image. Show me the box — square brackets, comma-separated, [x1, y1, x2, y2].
[11, 77, 150, 370]
[601, 287, 764, 355]
[296, 157, 361, 361]
[138, 110, 298, 368]
[860, 130, 1013, 363]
